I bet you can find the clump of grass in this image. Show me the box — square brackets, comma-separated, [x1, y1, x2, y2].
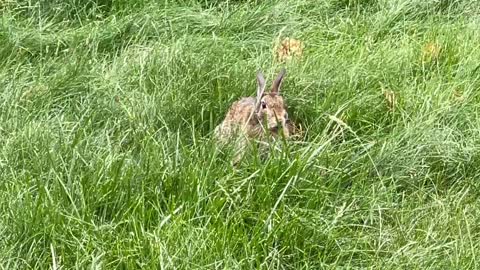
[1, 0, 480, 268]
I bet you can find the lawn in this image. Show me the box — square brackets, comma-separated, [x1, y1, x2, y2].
[1, 0, 480, 268]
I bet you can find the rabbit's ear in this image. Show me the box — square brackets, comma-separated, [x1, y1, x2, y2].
[255, 71, 266, 111]
[271, 68, 286, 94]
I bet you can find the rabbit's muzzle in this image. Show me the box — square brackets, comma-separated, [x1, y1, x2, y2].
[269, 126, 279, 133]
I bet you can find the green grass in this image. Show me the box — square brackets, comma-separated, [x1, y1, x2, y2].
[1, 0, 480, 268]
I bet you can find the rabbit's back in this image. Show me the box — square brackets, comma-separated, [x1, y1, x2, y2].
[214, 97, 262, 141]
[225, 97, 256, 124]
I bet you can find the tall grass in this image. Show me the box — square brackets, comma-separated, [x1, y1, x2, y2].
[1, 0, 480, 268]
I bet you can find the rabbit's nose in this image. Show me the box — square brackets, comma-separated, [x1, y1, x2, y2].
[269, 126, 279, 133]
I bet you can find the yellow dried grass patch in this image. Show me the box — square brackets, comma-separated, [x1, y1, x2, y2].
[275, 37, 304, 62]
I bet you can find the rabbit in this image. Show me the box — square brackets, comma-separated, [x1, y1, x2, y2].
[214, 68, 290, 164]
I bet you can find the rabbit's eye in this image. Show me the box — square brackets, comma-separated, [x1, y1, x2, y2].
[261, 101, 267, 109]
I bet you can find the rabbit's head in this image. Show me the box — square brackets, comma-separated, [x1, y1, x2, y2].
[254, 68, 289, 137]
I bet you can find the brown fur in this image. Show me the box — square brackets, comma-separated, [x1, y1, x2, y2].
[214, 69, 290, 164]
